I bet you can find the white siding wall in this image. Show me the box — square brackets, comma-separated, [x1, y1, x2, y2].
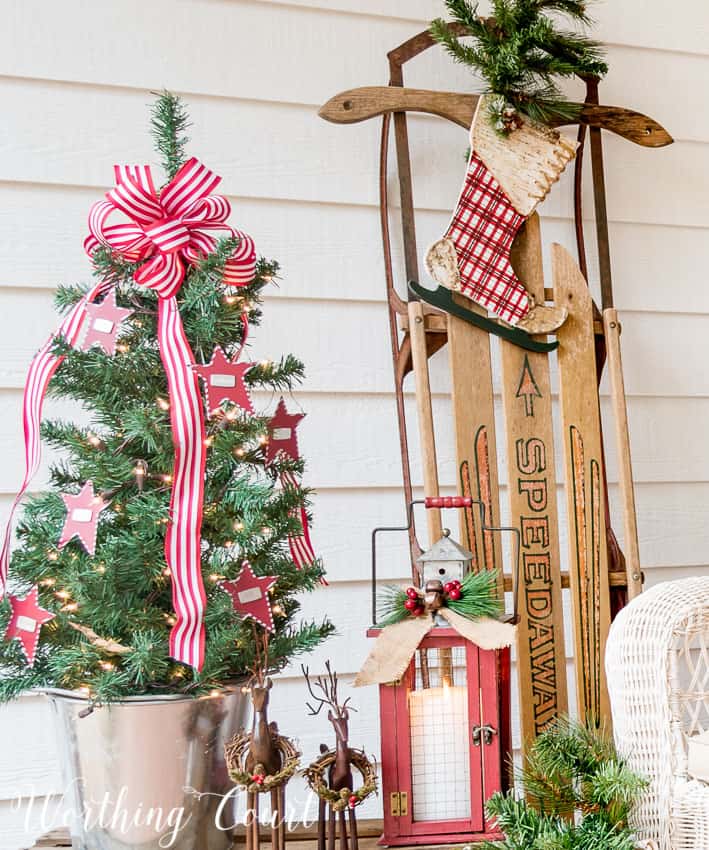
[1, 1, 708, 847]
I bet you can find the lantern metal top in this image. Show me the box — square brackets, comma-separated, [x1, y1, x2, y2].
[417, 533, 473, 564]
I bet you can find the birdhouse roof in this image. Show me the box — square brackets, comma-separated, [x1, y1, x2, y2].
[417, 534, 473, 563]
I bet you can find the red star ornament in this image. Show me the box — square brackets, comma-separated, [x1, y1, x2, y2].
[58, 481, 108, 555]
[192, 347, 255, 417]
[221, 562, 278, 631]
[4, 587, 55, 665]
[81, 291, 134, 356]
[264, 398, 305, 466]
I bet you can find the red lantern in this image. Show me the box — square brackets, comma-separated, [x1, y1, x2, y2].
[363, 497, 516, 845]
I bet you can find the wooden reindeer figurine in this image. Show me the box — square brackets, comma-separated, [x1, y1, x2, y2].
[303, 662, 360, 850]
[245, 679, 286, 850]
[226, 677, 299, 850]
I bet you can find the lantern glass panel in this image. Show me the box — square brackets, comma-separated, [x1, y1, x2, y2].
[408, 645, 470, 821]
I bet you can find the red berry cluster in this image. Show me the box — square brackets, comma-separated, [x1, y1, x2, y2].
[348, 794, 359, 809]
[403, 587, 425, 617]
[251, 773, 265, 785]
[444, 580, 462, 601]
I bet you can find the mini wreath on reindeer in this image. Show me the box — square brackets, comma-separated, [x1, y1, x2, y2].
[304, 748, 377, 812]
[225, 726, 300, 794]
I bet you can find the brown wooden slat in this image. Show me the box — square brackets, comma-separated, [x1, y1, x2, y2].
[500, 215, 569, 742]
[555, 244, 612, 727]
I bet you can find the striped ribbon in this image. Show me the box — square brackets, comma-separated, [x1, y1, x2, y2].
[280, 469, 317, 570]
[0, 279, 111, 591]
[1, 158, 256, 671]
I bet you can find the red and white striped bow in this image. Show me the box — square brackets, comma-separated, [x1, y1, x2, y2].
[1, 158, 256, 672]
[84, 158, 256, 294]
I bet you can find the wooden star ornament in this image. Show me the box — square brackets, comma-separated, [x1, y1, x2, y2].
[4, 587, 55, 666]
[264, 398, 305, 466]
[220, 562, 278, 631]
[192, 347, 255, 417]
[81, 291, 134, 356]
[58, 481, 108, 556]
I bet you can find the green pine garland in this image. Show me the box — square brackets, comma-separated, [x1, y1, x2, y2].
[481, 716, 646, 850]
[0, 93, 334, 703]
[430, 0, 608, 131]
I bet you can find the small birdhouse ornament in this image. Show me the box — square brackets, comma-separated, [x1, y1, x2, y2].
[418, 529, 472, 586]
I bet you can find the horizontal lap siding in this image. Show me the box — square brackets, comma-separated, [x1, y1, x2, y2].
[0, 1, 706, 847]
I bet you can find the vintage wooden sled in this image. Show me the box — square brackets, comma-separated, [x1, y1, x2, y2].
[320, 24, 672, 742]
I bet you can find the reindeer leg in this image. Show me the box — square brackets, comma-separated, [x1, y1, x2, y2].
[270, 788, 280, 850]
[338, 809, 349, 850]
[348, 807, 358, 850]
[278, 784, 287, 850]
[252, 792, 261, 850]
[318, 797, 326, 850]
[246, 791, 255, 850]
[327, 805, 336, 850]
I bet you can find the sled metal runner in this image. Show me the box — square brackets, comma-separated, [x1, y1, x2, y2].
[319, 23, 672, 749]
[408, 281, 559, 354]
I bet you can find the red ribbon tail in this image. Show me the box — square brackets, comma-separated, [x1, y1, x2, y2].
[280, 471, 323, 582]
[0, 280, 111, 594]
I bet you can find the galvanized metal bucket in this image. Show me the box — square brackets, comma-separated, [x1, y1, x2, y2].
[46, 688, 249, 850]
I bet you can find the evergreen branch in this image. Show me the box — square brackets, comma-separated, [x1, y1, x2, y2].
[375, 585, 410, 627]
[483, 717, 646, 849]
[54, 283, 91, 312]
[90, 245, 141, 284]
[150, 90, 191, 180]
[447, 569, 503, 619]
[430, 0, 607, 130]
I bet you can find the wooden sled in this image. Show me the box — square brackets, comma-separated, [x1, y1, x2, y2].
[320, 25, 672, 740]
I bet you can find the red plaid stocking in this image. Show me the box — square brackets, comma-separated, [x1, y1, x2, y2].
[444, 152, 530, 325]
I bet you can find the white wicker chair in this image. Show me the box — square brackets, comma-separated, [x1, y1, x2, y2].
[606, 577, 709, 850]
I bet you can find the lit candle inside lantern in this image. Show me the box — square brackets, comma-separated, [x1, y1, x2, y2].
[408, 647, 471, 821]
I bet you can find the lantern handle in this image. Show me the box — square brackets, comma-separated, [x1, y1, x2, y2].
[371, 498, 521, 625]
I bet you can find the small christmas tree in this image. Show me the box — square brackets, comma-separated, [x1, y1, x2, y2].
[0, 93, 333, 703]
[482, 716, 646, 850]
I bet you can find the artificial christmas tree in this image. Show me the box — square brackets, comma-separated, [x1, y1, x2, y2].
[0, 91, 333, 701]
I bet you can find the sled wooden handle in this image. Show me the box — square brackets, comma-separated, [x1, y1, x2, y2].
[319, 87, 673, 148]
[424, 496, 472, 509]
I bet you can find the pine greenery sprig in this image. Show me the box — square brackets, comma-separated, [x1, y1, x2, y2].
[376, 585, 410, 628]
[430, 0, 608, 130]
[150, 89, 191, 180]
[447, 569, 503, 619]
[481, 716, 646, 850]
[0, 92, 334, 703]
[375, 569, 501, 627]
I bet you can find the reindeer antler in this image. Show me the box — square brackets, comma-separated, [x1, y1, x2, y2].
[301, 660, 355, 718]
